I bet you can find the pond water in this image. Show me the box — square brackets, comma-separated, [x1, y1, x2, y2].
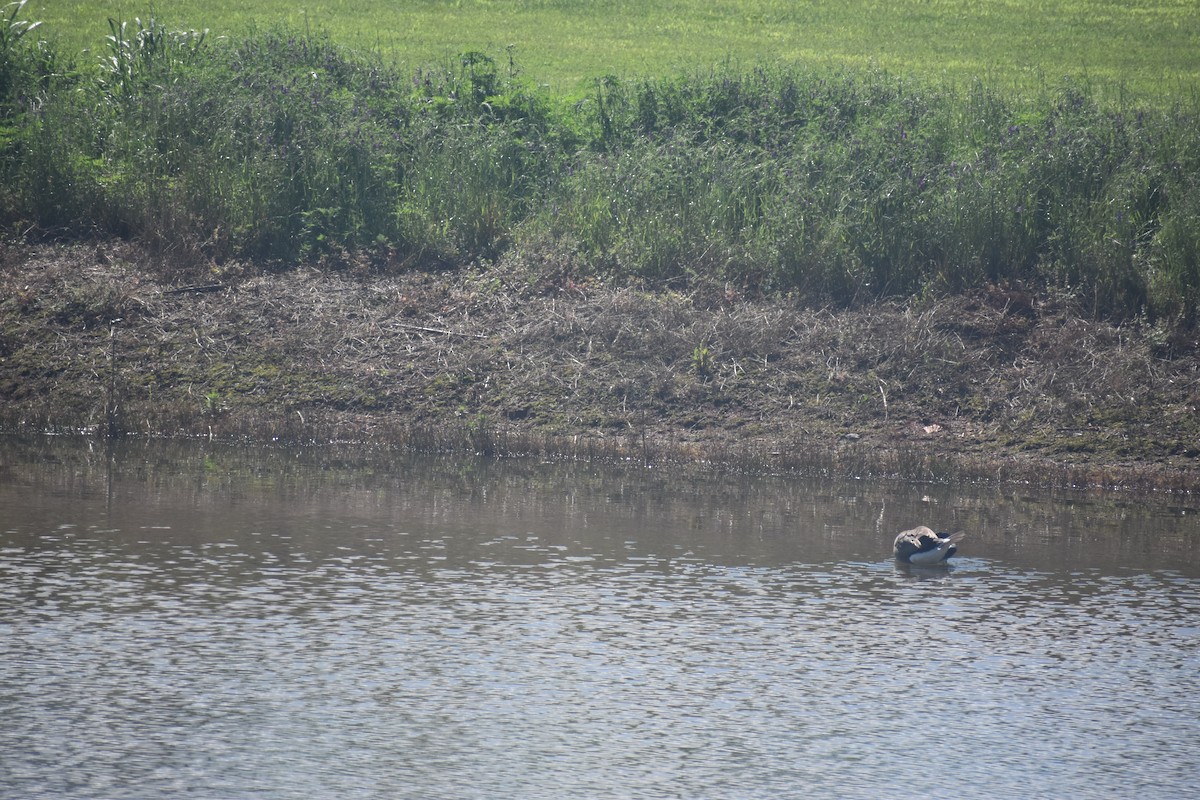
[1, 436, 1198, 799]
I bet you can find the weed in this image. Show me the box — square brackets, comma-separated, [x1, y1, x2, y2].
[692, 344, 712, 379]
[203, 390, 222, 416]
[99, 14, 208, 102]
[0, 1, 39, 56]
[0, 21, 1198, 324]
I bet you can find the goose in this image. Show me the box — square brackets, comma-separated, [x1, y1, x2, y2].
[893, 526, 965, 564]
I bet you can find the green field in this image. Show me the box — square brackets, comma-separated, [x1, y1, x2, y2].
[29, 0, 1200, 98]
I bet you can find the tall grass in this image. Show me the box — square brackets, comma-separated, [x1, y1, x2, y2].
[539, 68, 1200, 318]
[1, 11, 1198, 321]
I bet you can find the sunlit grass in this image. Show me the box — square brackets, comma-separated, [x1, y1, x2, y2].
[3, 3, 1198, 321]
[28, 0, 1200, 100]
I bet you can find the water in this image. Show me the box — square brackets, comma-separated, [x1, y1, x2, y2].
[1, 437, 1198, 799]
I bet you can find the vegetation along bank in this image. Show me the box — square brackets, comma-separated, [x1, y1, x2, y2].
[1, 11, 1198, 491]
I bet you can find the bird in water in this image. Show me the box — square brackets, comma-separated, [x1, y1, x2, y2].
[893, 526, 965, 564]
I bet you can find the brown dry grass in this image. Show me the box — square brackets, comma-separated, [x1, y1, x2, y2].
[2, 241, 1198, 493]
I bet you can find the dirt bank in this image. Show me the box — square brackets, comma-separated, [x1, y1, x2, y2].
[2, 240, 1197, 493]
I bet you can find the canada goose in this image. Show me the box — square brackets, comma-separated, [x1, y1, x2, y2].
[893, 526, 965, 564]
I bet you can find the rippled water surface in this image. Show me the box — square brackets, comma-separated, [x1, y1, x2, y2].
[2, 438, 1198, 799]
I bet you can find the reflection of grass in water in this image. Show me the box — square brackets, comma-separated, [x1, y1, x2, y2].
[37, 0, 1200, 98]
[3, 435, 1197, 573]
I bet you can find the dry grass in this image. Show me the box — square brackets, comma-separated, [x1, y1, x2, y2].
[1, 241, 1197, 493]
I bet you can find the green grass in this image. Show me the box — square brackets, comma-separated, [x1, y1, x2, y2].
[2, 3, 1198, 325]
[27, 0, 1200, 100]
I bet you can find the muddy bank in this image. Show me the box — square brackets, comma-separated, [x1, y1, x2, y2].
[1, 241, 1197, 493]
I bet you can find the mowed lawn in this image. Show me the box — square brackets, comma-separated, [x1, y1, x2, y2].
[28, 0, 1200, 99]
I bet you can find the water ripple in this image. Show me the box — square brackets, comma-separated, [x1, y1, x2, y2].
[2, 448, 1198, 799]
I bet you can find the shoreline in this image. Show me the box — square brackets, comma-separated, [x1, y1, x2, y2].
[2, 241, 1197, 495]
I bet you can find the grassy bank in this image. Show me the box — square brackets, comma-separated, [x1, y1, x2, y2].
[2, 10, 1199, 322]
[1, 6, 1199, 490]
[1, 241, 1197, 492]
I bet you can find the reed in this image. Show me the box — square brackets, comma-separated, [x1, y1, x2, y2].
[1, 11, 1198, 322]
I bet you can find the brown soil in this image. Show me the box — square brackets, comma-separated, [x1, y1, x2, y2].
[2, 240, 1198, 493]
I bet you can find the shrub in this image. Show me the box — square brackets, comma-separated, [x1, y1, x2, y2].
[1, 18, 1197, 323]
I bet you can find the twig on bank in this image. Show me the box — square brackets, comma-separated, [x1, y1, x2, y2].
[392, 321, 486, 339]
[164, 283, 226, 295]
